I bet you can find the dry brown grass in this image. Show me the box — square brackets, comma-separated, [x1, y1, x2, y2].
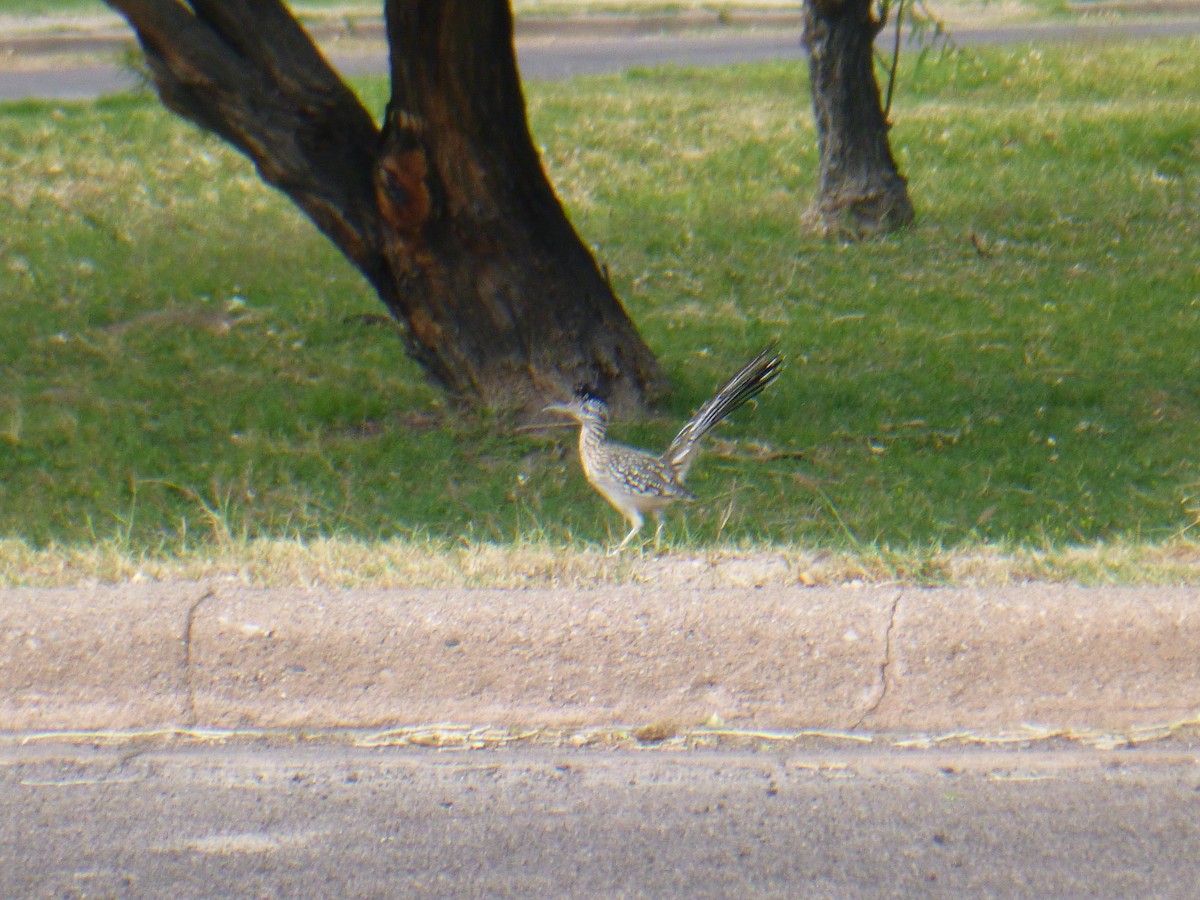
[3, 536, 1199, 589]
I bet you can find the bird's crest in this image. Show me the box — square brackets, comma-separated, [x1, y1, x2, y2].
[573, 383, 606, 403]
[569, 384, 609, 421]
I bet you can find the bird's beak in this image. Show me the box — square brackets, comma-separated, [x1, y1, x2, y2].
[543, 401, 583, 425]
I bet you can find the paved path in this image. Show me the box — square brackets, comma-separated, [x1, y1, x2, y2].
[3, 17, 1200, 101]
[4, 741, 1199, 897]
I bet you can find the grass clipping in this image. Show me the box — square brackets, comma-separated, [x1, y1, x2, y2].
[3, 536, 1200, 589]
[11, 717, 1200, 754]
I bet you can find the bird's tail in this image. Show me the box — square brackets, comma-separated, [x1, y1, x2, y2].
[663, 344, 783, 480]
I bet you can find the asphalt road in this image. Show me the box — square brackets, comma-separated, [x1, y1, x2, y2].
[4, 741, 1200, 897]
[4, 19, 1200, 101]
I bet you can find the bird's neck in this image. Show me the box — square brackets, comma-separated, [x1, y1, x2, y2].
[578, 417, 607, 455]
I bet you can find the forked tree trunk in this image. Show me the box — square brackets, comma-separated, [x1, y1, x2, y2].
[105, 0, 662, 412]
[375, 2, 661, 410]
[802, 0, 915, 236]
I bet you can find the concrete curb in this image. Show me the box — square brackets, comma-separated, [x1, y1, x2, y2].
[2, 583, 1197, 734]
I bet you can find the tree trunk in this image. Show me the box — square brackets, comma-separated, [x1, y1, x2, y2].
[105, 0, 662, 412]
[802, 0, 915, 237]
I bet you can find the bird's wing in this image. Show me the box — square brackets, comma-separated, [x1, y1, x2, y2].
[602, 443, 696, 501]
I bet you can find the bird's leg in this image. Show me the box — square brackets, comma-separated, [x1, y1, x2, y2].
[609, 510, 644, 556]
[652, 512, 665, 553]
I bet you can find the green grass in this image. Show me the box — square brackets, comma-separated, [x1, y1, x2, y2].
[0, 0, 124, 15]
[1, 38, 1199, 560]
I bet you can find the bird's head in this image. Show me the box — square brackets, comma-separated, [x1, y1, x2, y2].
[544, 386, 609, 425]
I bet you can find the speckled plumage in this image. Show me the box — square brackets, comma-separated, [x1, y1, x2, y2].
[545, 346, 782, 554]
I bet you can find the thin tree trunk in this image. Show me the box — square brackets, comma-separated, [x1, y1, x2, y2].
[802, 0, 915, 236]
[105, 0, 662, 412]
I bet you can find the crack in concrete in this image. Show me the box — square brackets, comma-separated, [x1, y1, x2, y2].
[182, 588, 217, 726]
[853, 590, 903, 730]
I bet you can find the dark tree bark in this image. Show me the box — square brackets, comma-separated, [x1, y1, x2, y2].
[104, 0, 662, 412]
[802, 0, 915, 236]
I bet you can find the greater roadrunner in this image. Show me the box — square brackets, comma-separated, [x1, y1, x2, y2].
[545, 346, 783, 555]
